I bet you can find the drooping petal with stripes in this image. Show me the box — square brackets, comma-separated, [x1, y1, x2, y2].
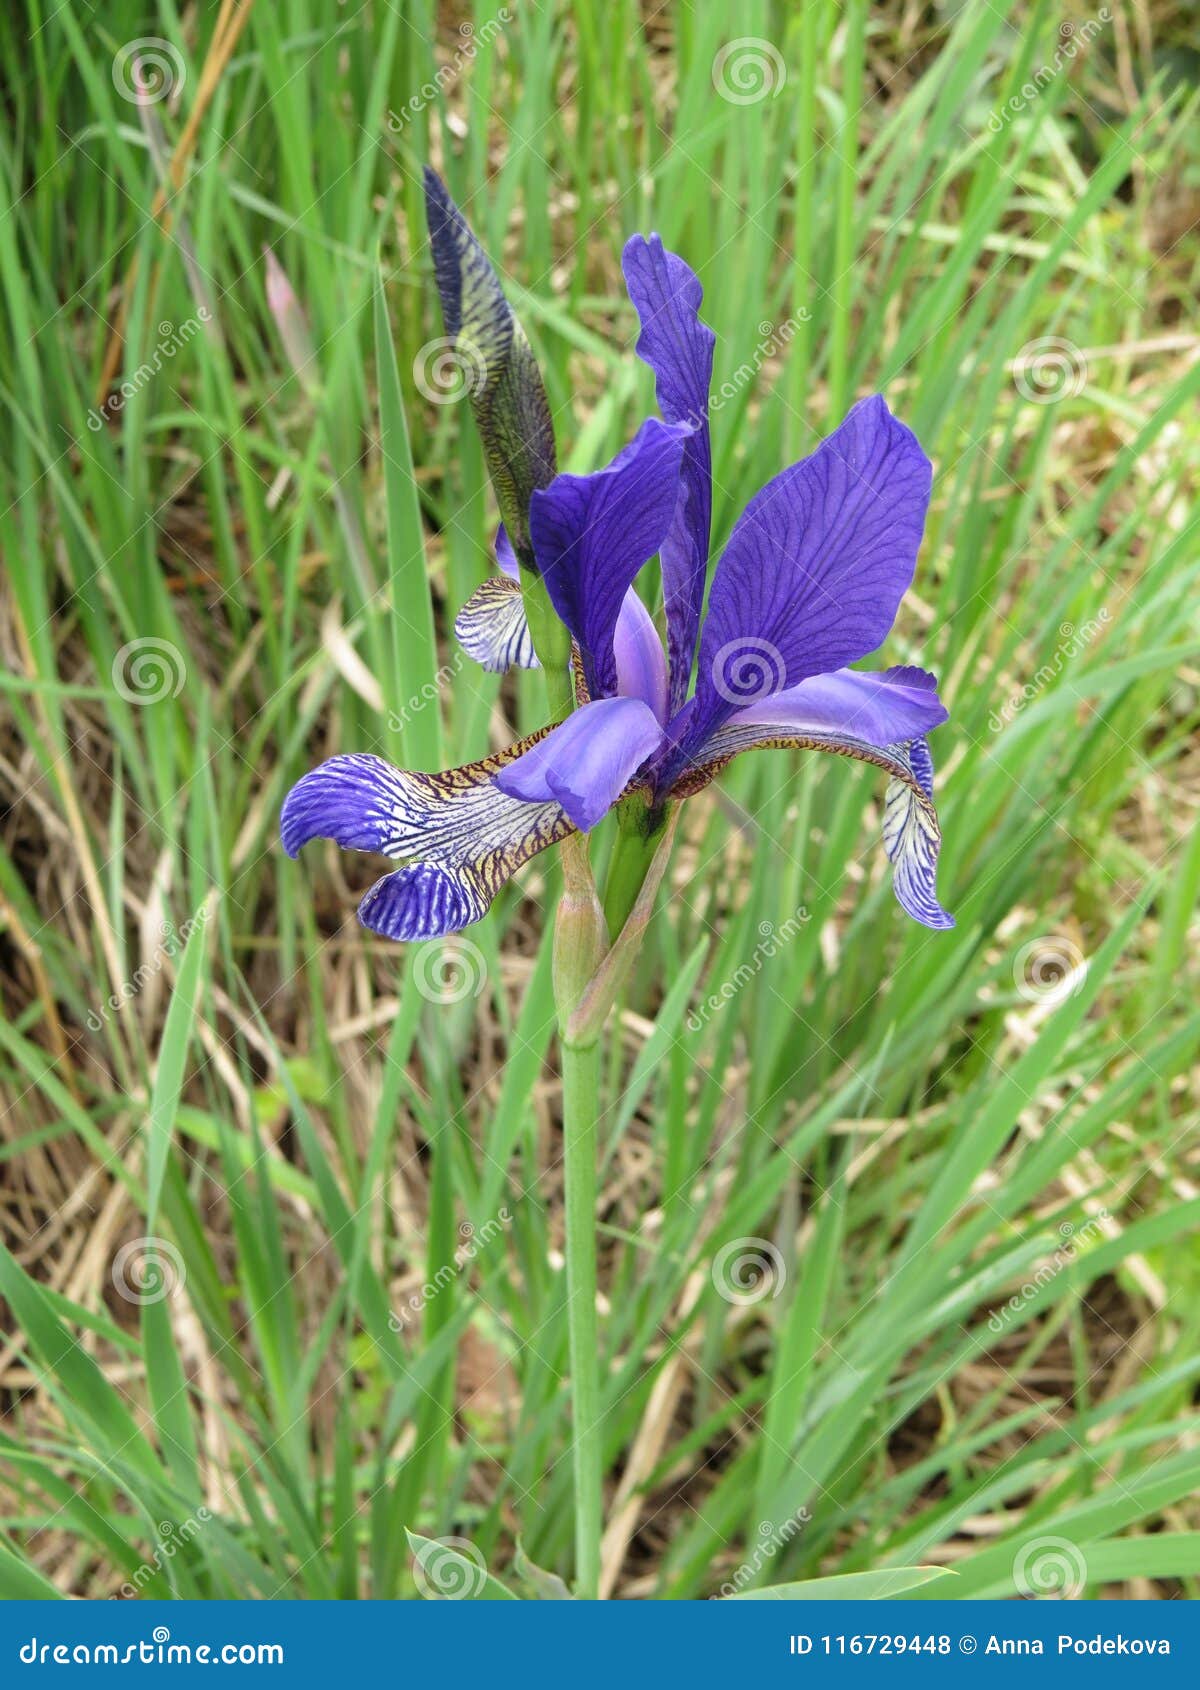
[663, 670, 952, 929]
[281, 732, 576, 940]
[454, 575, 541, 671]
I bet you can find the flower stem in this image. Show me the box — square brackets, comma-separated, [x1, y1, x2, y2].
[603, 796, 671, 939]
[553, 834, 607, 1597]
[560, 1030, 602, 1599]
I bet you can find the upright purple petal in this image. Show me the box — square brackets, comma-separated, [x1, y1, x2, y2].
[613, 590, 669, 724]
[530, 418, 687, 701]
[495, 696, 665, 831]
[622, 235, 715, 715]
[687, 396, 933, 750]
[494, 524, 518, 578]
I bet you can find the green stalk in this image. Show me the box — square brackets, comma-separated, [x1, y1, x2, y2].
[560, 1031, 602, 1598]
[603, 796, 671, 938]
[552, 835, 606, 1597]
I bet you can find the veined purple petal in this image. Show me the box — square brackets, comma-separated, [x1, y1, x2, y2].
[613, 590, 669, 724]
[281, 732, 576, 939]
[687, 396, 933, 750]
[530, 418, 687, 701]
[495, 696, 665, 831]
[729, 665, 947, 747]
[622, 235, 715, 716]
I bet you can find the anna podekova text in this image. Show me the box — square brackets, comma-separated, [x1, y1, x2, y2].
[787, 1634, 1171, 1656]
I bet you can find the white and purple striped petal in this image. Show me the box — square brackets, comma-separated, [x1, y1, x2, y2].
[281, 733, 576, 940]
[454, 575, 540, 671]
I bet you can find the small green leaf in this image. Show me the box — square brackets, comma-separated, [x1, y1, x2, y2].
[727, 1567, 956, 1600]
[405, 1530, 519, 1600]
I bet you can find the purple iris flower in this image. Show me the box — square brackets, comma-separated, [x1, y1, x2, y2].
[282, 214, 953, 941]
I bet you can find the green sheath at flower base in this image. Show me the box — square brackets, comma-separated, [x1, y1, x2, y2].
[423, 168, 556, 568]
